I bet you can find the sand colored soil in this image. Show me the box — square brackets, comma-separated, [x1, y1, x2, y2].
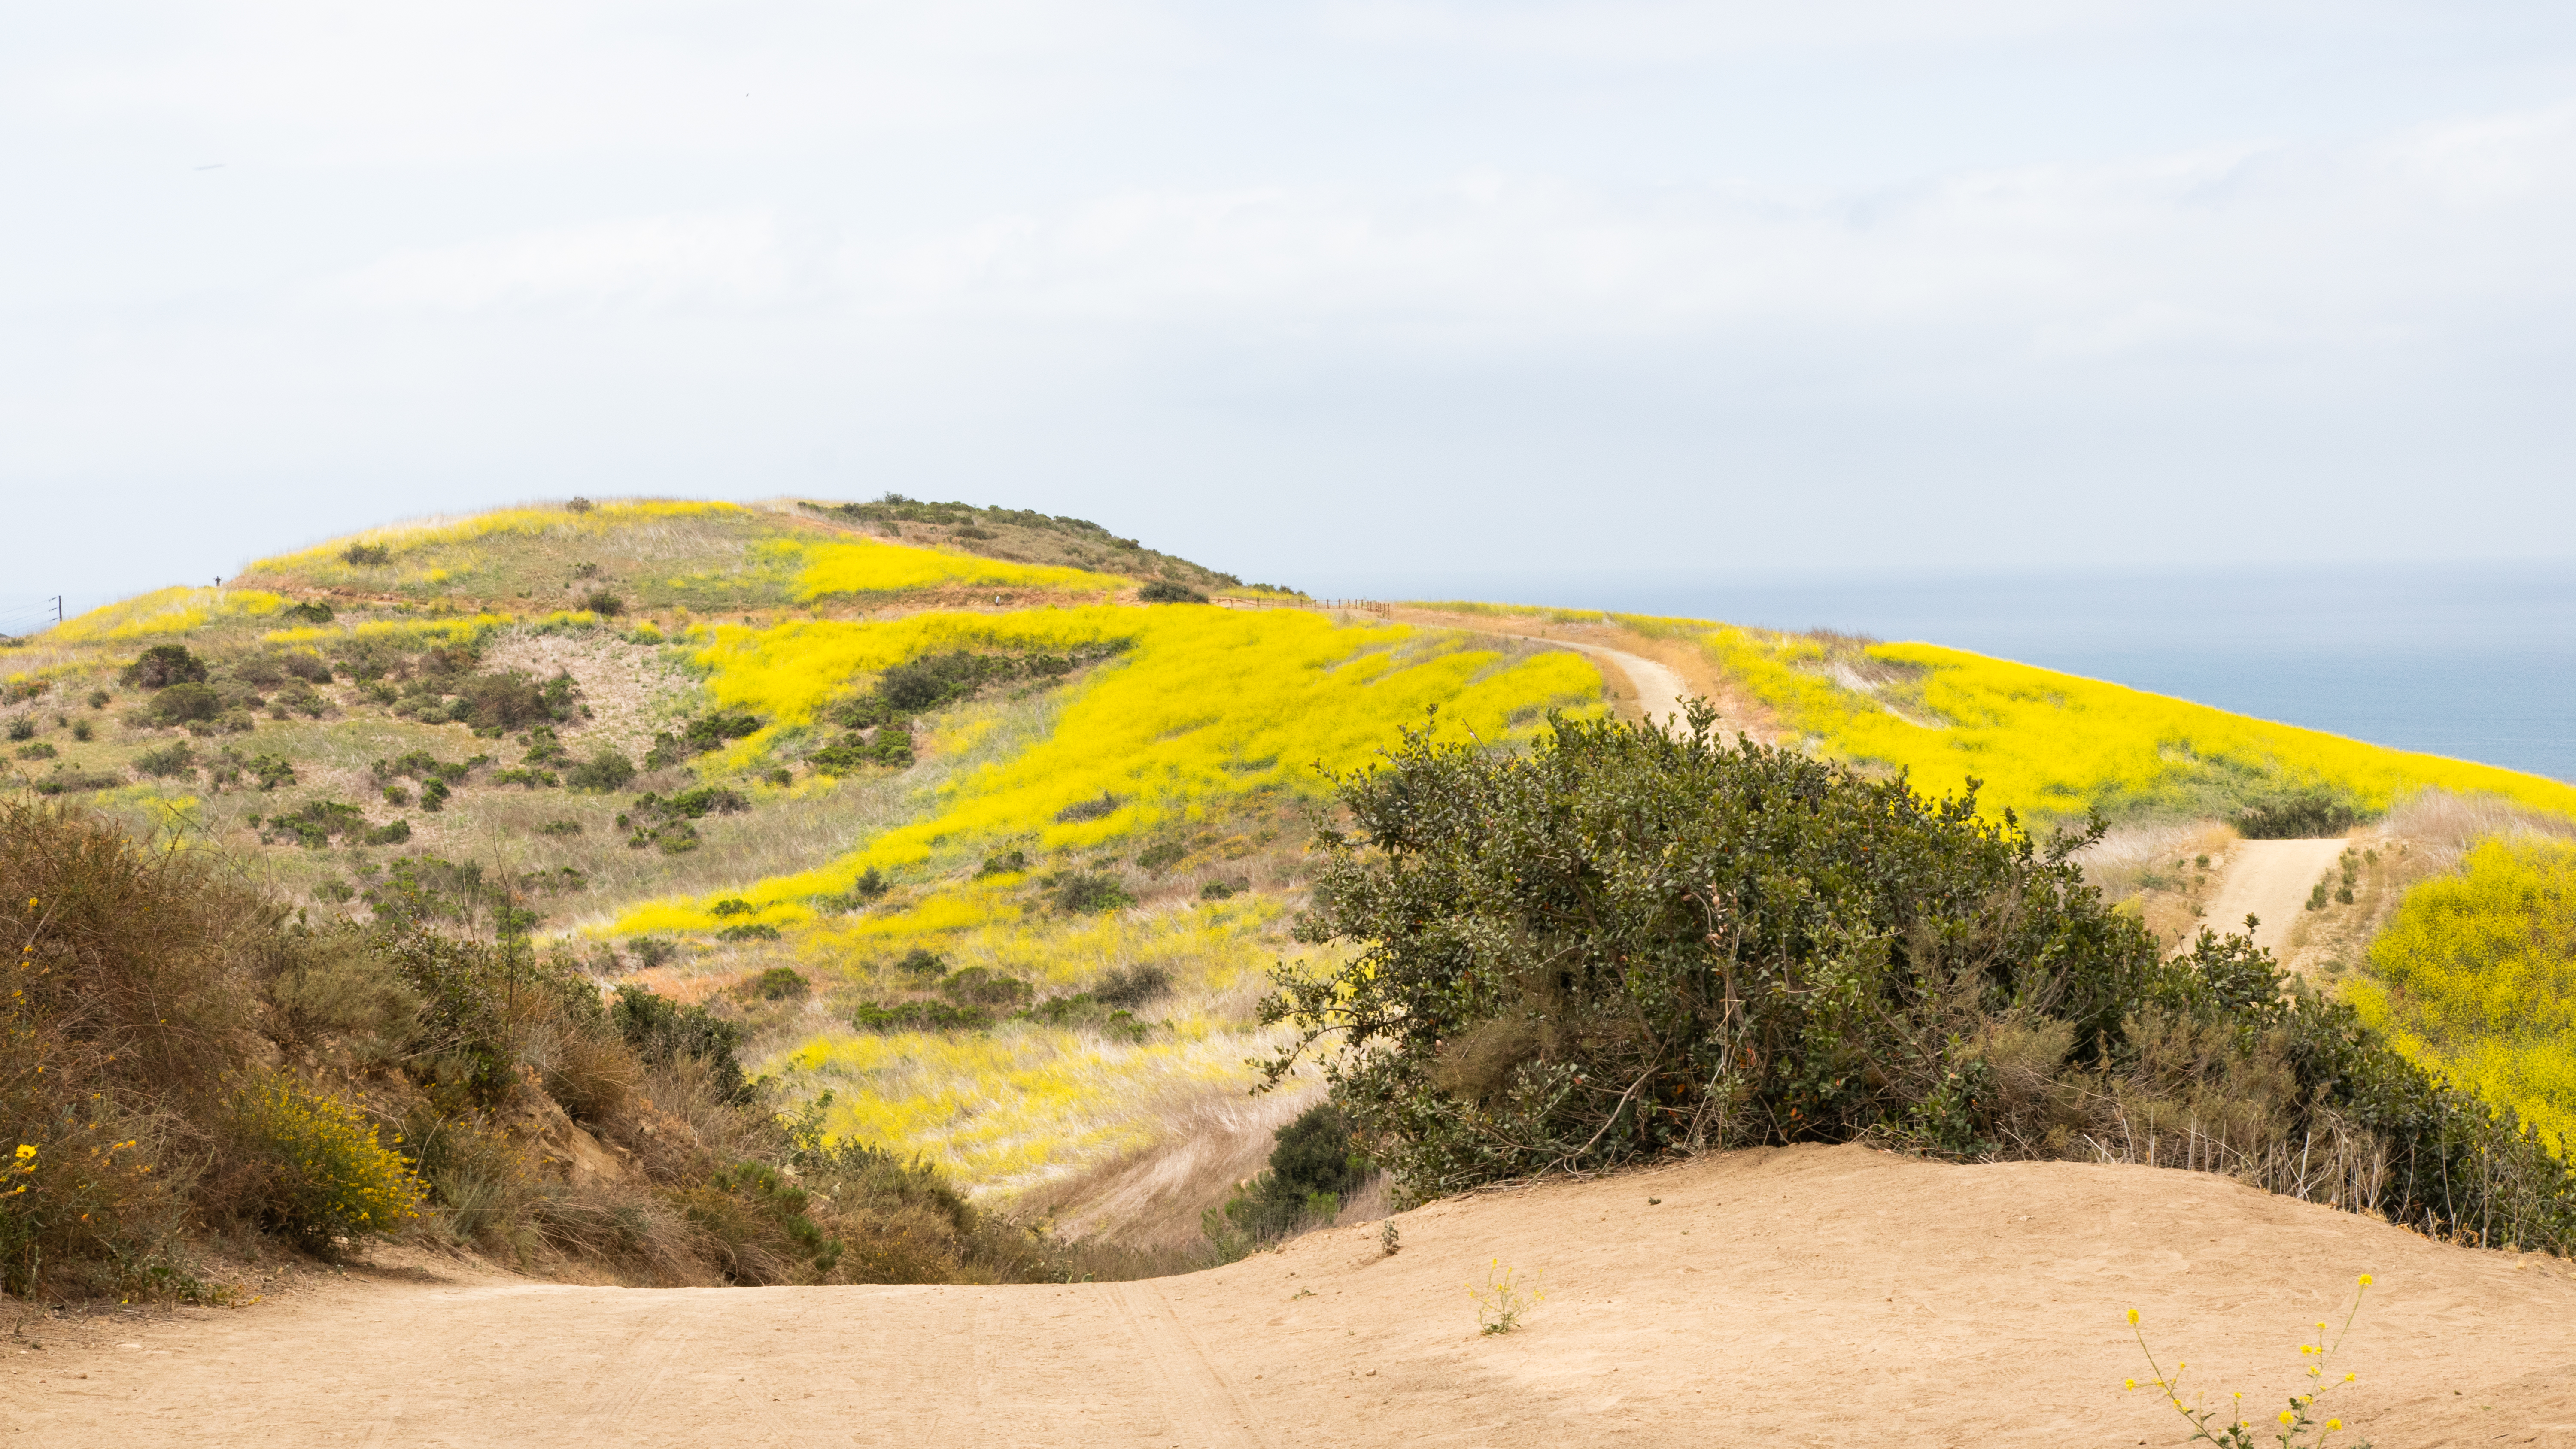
[2206, 838, 2353, 959]
[10, 1144, 2573, 1447]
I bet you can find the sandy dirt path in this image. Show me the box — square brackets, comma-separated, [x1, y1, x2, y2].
[2205, 838, 2352, 958]
[12, 1143, 2573, 1448]
[1543, 638, 1689, 732]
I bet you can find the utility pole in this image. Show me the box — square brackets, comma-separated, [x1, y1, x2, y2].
[50, 597, 61, 626]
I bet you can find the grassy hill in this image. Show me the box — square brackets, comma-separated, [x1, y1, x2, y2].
[0, 497, 1601, 1272]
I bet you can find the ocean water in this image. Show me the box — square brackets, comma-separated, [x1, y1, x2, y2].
[1341, 563, 2576, 785]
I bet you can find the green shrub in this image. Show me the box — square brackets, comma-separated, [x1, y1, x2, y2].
[751, 967, 810, 1001]
[976, 849, 1029, 877]
[851, 999, 990, 1032]
[581, 590, 624, 617]
[812, 729, 911, 773]
[147, 682, 223, 725]
[14, 742, 56, 761]
[1091, 964, 1171, 1009]
[1136, 839, 1187, 873]
[1138, 580, 1207, 604]
[716, 923, 781, 942]
[4, 718, 31, 742]
[120, 644, 207, 689]
[361, 819, 412, 846]
[1209, 1103, 1371, 1250]
[1265, 705, 2576, 1252]
[246, 753, 297, 790]
[30, 766, 123, 796]
[1053, 871, 1133, 914]
[455, 669, 580, 733]
[262, 800, 368, 849]
[85, 691, 109, 710]
[2233, 784, 2362, 839]
[1200, 880, 1239, 900]
[609, 986, 753, 1104]
[566, 749, 636, 793]
[939, 967, 1033, 1009]
[892, 946, 943, 977]
[280, 600, 336, 626]
[68, 719, 93, 743]
[670, 1162, 841, 1285]
[341, 543, 392, 566]
[1054, 793, 1120, 824]
[228, 1075, 426, 1251]
[710, 897, 755, 917]
[135, 742, 198, 778]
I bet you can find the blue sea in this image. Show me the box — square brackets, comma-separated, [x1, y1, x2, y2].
[1320, 563, 2576, 785]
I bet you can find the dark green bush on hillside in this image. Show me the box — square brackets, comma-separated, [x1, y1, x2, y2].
[566, 748, 637, 793]
[1265, 704, 2576, 1251]
[341, 543, 392, 566]
[147, 682, 224, 726]
[2232, 783, 2363, 840]
[1052, 871, 1133, 915]
[121, 644, 207, 689]
[1137, 580, 1207, 604]
[1205, 1104, 1372, 1258]
[609, 985, 754, 1104]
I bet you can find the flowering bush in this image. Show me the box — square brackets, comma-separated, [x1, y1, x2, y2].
[231, 1075, 425, 1250]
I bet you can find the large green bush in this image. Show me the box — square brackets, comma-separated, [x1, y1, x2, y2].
[1265, 706, 2576, 1250]
[1206, 1103, 1370, 1255]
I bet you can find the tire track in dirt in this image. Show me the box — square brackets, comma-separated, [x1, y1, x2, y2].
[1111, 1280, 1268, 1449]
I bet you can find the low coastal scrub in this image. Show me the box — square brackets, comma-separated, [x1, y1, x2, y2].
[0, 800, 1076, 1299]
[1266, 705, 2576, 1251]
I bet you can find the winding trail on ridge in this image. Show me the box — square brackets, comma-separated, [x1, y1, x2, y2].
[12, 1144, 2576, 1447]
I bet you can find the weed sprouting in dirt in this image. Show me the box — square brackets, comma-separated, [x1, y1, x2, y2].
[2125, 1276, 2375, 1447]
[1470, 1258, 1541, 1335]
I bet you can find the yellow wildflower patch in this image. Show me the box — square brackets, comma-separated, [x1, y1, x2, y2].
[615, 606, 1601, 929]
[2351, 836, 2576, 1151]
[54, 587, 285, 643]
[788, 537, 1126, 600]
[1707, 628, 2576, 824]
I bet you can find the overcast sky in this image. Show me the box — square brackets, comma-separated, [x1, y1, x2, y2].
[6, 2, 2575, 618]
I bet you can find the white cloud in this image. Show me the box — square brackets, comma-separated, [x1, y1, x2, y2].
[318, 214, 795, 311]
[809, 102, 2576, 367]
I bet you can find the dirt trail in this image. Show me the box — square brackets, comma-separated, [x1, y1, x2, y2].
[2205, 838, 2351, 958]
[15, 1143, 2576, 1447]
[1542, 638, 1690, 732]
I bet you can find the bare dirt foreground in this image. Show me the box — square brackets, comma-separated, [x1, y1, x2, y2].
[10, 1145, 2576, 1448]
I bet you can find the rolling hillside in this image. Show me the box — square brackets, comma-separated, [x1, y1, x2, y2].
[8, 503, 2575, 1260]
[0, 497, 1602, 1237]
